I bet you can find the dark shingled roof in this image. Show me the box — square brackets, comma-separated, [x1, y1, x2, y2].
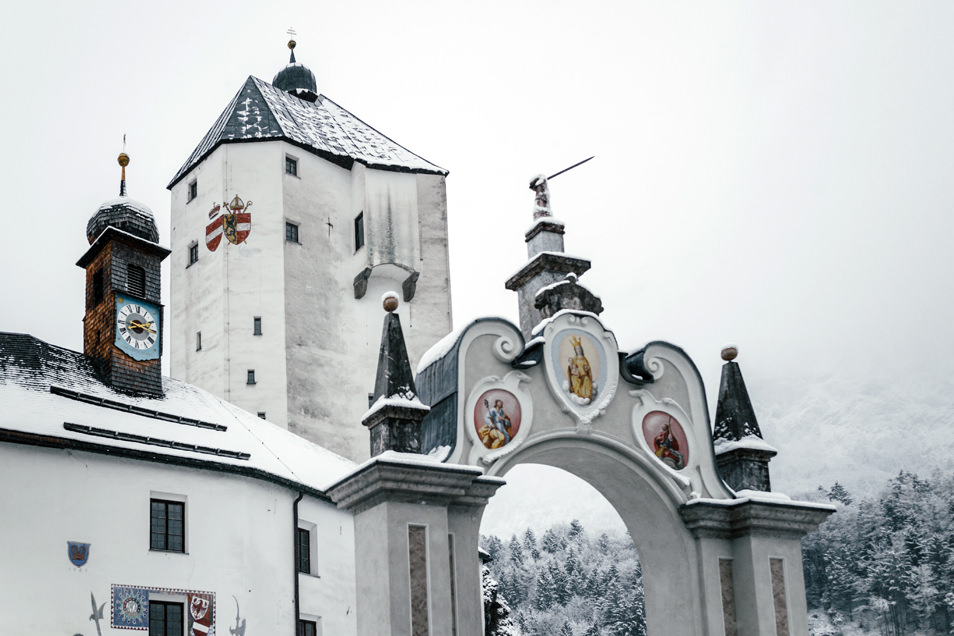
[168, 76, 447, 188]
[87, 196, 159, 244]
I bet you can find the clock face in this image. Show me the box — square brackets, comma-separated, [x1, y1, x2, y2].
[115, 296, 160, 360]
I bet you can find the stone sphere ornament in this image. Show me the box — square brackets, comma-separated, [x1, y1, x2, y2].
[382, 292, 399, 313]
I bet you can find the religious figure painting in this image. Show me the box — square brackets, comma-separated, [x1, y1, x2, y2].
[474, 389, 522, 450]
[556, 332, 603, 406]
[642, 411, 689, 470]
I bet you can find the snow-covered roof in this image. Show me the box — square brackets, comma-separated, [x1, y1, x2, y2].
[168, 76, 447, 188]
[0, 333, 355, 495]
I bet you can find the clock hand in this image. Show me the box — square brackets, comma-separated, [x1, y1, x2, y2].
[128, 321, 156, 333]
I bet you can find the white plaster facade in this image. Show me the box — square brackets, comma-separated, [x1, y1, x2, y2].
[170, 139, 452, 462]
[0, 444, 356, 635]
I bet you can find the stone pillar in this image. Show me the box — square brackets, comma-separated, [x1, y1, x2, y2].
[681, 499, 833, 636]
[328, 456, 505, 636]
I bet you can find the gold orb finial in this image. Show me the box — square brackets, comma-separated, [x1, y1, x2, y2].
[288, 39, 296, 50]
[382, 292, 399, 313]
[118, 153, 130, 167]
[721, 345, 738, 362]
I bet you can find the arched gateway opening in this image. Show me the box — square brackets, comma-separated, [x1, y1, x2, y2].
[482, 438, 698, 633]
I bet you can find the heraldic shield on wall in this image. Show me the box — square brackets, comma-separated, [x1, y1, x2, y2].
[542, 312, 619, 427]
[206, 195, 253, 251]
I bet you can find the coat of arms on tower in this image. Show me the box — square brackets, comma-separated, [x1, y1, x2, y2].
[206, 195, 253, 251]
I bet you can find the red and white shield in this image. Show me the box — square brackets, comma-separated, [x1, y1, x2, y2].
[206, 216, 224, 252]
[187, 592, 213, 635]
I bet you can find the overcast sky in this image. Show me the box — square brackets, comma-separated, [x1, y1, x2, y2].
[2, 2, 952, 532]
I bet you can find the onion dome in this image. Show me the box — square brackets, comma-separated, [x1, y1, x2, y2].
[86, 153, 159, 244]
[272, 38, 318, 102]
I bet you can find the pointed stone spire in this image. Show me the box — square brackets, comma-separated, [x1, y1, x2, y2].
[362, 292, 430, 456]
[713, 346, 777, 492]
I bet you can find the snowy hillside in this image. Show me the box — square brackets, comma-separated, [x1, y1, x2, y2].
[753, 372, 954, 498]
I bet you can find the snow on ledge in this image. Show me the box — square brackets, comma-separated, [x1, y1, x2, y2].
[685, 492, 836, 511]
[530, 308, 603, 338]
[361, 395, 430, 422]
[713, 434, 778, 455]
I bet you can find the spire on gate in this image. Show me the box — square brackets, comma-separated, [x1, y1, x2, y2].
[712, 346, 777, 492]
[362, 292, 430, 456]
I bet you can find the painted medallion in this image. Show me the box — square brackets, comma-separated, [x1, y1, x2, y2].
[553, 331, 604, 406]
[112, 586, 149, 628]
[473, 389, 522, 450]
[642, 411, 690, 470]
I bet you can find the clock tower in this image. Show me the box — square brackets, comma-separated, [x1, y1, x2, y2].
[77, 153, 171, 397]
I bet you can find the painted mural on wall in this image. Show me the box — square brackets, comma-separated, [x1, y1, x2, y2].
[475, 389, 522, 449]
[206, 195, 253, 251]
[553, 332, 603, 406]
[642, 411, 689, 470]
[111, 584, 215, 632]
[68, 541, 90, 567]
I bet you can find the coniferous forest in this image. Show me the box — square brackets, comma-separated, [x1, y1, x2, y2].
[482, 471, 954, 636]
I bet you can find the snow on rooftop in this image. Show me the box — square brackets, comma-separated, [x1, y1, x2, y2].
[416, 326, 465, 373]
[169, 76, 446, 187]
[0, 335, 355, 492]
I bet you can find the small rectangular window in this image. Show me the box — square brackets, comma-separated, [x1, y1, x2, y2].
[187, 180, 197, 202]
[150, 499, 185, 552]
[127, 264, 146, 298]
[298, 620, 318, 636]
[253, 317, 262, 335]
[354, 212, 365, 251]
[257, 412, 266, 420]
[150, 601, 184, 636]
[92, 269, 104, 305]
[298, 527, 311, 573]
[188, 243, 199, 266]
[196, 332, 202, 351]
[285, 221, 299, 244]
[286, 156, 298, 177]
[247, 369, 256, 385]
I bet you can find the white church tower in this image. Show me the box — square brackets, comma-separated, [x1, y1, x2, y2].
[168, 38, 452, 462]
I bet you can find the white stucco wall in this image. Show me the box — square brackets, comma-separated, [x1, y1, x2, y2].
[172, 139, 452, 462]
[170, 143, 290, 427]
[0, 444, 355, 635]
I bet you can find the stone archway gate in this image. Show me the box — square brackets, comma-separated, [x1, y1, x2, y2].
[330, 312, 832, 635]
